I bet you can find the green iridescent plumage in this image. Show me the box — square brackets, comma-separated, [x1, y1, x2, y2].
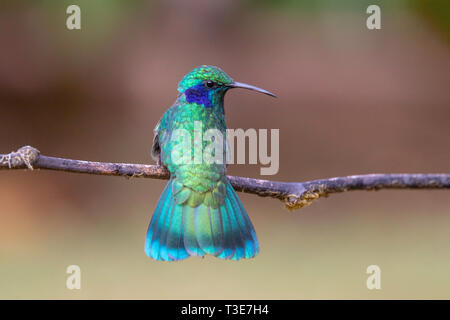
[145, 65, 274, 261]
[177, 65, 234, 93]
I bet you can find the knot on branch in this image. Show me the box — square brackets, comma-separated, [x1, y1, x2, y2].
[0, 146, 40, 170]
[283, 184, 329, 210]
[284, 192, 319, 210]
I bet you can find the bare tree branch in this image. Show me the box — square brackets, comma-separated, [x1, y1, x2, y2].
[1, 146, 449, 210]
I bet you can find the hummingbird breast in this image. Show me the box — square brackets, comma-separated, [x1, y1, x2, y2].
[158, 98, 227, 194]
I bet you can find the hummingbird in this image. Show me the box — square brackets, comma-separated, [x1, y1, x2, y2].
[146, 65, 276, 261]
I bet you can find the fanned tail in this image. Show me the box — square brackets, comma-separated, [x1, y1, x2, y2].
[145, 179, 259, 261]
[145, 179, 189, 261]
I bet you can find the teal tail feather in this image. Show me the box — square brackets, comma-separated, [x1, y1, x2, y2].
[145, 179, 259, 261]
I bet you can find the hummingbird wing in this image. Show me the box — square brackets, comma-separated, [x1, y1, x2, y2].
[151, 119, 161, 165]
[151, 103, 175, 166]
[151, 102, 179, 166]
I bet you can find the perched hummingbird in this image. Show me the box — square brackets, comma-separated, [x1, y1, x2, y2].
[146, 65, 275, 261]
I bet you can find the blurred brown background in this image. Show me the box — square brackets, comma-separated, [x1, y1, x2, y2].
[1, 0, 449, 299]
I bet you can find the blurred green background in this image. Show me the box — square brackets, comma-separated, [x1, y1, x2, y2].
[1, 0, 450, 299]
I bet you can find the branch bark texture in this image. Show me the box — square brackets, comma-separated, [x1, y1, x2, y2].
[1, 146, 449, 210]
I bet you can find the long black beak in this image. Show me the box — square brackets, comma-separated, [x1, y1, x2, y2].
[227, 81, 276, 98]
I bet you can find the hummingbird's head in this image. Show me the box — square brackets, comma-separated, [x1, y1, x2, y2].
[178, 65, 275, 108]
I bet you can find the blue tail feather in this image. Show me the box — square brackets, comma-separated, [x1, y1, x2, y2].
[208, 206, 225, 257]
[224, 197, 245, 260]
[145, 182, 171, 259]
[215, 204, 236, 259]
[158, 199, 174, 261]
[167, 204, 189, 261]
[228, 183, 259, 258]
[145, 179, 259, 261]
[183, 206, 206, 257]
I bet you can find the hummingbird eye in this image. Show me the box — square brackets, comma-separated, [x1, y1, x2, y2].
[205, 80, 216, 88]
